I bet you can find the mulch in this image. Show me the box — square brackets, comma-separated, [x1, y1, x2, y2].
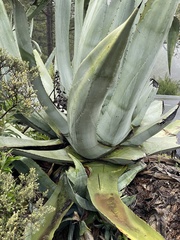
[125, 155, 180, 240]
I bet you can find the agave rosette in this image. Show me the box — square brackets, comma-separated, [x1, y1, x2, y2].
[0, 0, 180, 239]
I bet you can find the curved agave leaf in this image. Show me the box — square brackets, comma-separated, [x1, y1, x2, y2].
[0, 0, 20, 57]
[13, 145, 86, 164]
[13, 157, 56, 198]
[0, 136, 62, 149]
[167, 16, 180, 74]
[65, 182, 96, 211]
[68, 8, 139, 159]
[27, 0, 50, 21]
[97, 0, 179, 146]
[45, 48, 56, 70]
[87, 163, 165, 240]
[25, 178, 73, 240]
[73, 0, 85, 73]
[13, 0, 69, 136]
[132, 79, 159, 127]
[21, 109, 67, 138]
[13, 148, 74, 164]
[15, 112, 57, 138]
[66, 154, 88, 195]
[65, 176, 96, 211]
[34, 50, 54, 97]
[65, 154, 96, 211]
[123, 103, 179, 146]
[102, 120, 180, 164]
[142, 120, 180, 155]
[36, 110, 67, 138]
[3, 123, 33, 139]
[158, 119, 180, 136]
[139, 100, 164, 126]
[74, 0, 136, 72]
[118, 161, 146, 192]
[142, 135, 180, 155]
[55, 0, 72, 94]
[101, 146, 146, 165]
[12, 0, 33, 59]
[31, 39, 42, 55]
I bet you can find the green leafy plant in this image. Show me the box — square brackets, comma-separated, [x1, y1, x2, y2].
[0, 150, 20, 173]
[0, 48, 40, 129]
[0, 0, 180, 239]
[0, 168, 54, 240]
[157, 75, 180, 95]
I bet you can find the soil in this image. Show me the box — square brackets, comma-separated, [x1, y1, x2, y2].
[125, 155, 180, 240]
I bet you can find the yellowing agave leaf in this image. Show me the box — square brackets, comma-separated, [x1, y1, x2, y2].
[25, 179, 73, 240]
[142, 120, 180, 155]
[101, 146, 146, 165]
[87, 163, 165, 240]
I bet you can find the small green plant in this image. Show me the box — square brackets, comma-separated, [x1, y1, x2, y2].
[24, 128, 50, 140]
[0, 168, 54, 240]
[0, 150, 20, 173]
[157, 75, 180, 95]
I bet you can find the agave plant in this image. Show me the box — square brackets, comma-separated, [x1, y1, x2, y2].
[0, 0, 180, 239]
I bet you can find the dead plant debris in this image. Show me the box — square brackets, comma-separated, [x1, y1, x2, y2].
[125, 155, 180, 240]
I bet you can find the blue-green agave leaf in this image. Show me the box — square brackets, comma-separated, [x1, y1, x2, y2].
[73, 0, 85, 73]
[97, 0, 179, 146]
[0, 0, 20, 57]
[139, 100, 164, 126]
[34, 50, 54, 97]
[74, 0, 136, 71]
[27, 0, 50, 21]
[13, 0, 69, 135]
[68, 7, 139, 159]
[118, 161, 146, 192]
[15, 112, 57, 138]
[132, 79, 159, 126]
[13, 147, 74, 164]
[123, 103, 179, 146]
[65, 175, 96, 211]
[66, 154, 88, 195]
[0, 136, 62, 149]
[55, 0, 72, 94]
[167, 16, 180, 74]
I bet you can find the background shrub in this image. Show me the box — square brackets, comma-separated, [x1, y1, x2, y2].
[157, 75, 180, 95]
